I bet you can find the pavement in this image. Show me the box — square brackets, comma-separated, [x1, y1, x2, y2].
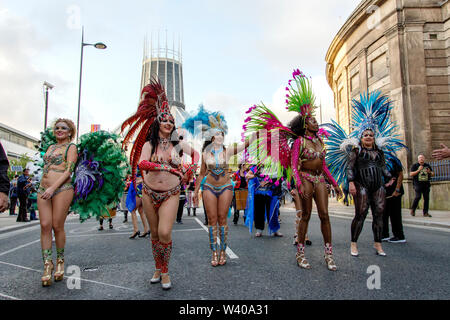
[1, 198, 449, 234]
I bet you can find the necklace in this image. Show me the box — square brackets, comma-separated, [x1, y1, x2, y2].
[159, 138, 170, 151]
[305, 135, 319, 144]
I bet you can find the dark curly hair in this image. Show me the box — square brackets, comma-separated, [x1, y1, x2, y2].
[287, 114, 306, 137]
[147, 119, 183, 157]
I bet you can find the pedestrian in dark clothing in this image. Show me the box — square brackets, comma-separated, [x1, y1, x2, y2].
[0, 143, 10, 212]
[9, 175, 18, 215]
[410, 154, 434, 217]
[176, 184, 186, 224]
[382, 158, 406, 243]
[16, 168, 31, 222]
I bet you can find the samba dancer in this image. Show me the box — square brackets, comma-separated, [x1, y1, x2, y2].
[121, 80, 199, 290]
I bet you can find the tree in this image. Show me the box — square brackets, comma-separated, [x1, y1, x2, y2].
[7, 153, 32, 180]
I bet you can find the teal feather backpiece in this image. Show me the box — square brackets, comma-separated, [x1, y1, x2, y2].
[71, 131, 130, 222]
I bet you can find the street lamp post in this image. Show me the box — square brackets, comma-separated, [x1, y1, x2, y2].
[43, 81, 54, 130]
[76, 26, 107, 143]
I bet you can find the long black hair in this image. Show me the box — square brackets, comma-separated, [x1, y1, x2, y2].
[147, 119, 183, 157]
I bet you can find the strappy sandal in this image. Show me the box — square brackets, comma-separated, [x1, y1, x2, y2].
[296, 252, 311, 269]
[41, 260, 54, 287]
[211, 251, 219, 267]
[324, 254, 337, 271]
[54, 258, 65, 281]
[218, 250, 227, 266]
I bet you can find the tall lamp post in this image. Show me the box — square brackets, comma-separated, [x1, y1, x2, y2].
[43, 81, 54, 130]
[76, 26, 107, 143]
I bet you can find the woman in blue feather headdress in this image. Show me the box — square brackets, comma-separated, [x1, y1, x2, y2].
[182, 105, 256, 267]
[322, 91, 406, 258]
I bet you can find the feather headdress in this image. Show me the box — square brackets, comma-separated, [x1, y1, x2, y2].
[182, 105, 228, 141]
[322, 90, 407, 187]
[285, 69, 316, 125]
[120, 78, 173, 184]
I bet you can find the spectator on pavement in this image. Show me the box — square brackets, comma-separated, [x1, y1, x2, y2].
[0, 142, 9, 212]
[432, 143, 450, 160]
[9, 175, 18, 215]
[16, 168, 32, 222]
[382, 158, 406, 243]
[410, 154, 434, 217]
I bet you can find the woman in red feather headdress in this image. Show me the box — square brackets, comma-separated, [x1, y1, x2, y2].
[121, 79, 199, 290]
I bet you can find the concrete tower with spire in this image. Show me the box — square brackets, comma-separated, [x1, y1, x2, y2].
[140, 31, 188, 127]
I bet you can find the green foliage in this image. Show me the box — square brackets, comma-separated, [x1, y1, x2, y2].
[7, 153, 33, 180]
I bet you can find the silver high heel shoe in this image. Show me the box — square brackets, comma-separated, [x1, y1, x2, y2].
[150, 269, 161, 284]
[161, 273, 171, 290]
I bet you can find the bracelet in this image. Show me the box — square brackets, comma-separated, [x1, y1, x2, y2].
[395, 188, 401, 192]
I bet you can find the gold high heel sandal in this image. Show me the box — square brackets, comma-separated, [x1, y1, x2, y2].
[211, 251, 219, 267]
[41, 260, 54, 287]
[218, 250, 227, 266]
[54, 258, 65, 281]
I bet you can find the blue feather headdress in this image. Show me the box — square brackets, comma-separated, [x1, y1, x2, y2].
[322, 90, 407, 187]
[182, 105, 228, 140]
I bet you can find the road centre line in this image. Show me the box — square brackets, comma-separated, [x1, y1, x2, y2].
[193, 218, 239, 259]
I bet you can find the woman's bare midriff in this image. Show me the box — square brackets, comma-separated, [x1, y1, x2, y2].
[40, 171, 70, 190]
[300, 158, 323, 174]
[143, 170, 180, 191]
[205, 174, 231, 188]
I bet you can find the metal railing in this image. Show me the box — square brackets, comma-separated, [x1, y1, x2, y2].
[430, 159, 450, 182]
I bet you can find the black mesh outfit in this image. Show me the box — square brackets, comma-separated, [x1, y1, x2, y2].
[347, 147, 392, 243]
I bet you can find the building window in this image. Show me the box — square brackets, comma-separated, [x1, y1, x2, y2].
[430, 34, 437, 40]
[351, 73, 359, 93]
[370, 53, 387, 79]
[338, 88, 344, 104]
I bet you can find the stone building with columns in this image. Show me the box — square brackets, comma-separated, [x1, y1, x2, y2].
[325, 0, 449, 210]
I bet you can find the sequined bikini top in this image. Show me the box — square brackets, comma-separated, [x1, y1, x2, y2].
[150, 146, 182, 170]
[300, 136, 326, 161]
[43, 143, 73, 174]
[205, 147, 228, 181]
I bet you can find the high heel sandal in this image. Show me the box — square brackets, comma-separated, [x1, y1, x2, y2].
[374, 243, 386, 256]
[324, 254, 337, 271]
[129, 230, 140, 239]
[54, 258, 65, 281]
[296, 244, 311, 269]
[161, 273, 171, 290]
[41, 260, 54, 287]
[150, 269, 161, 284]
[139, 231, 150, 238]
[211, 251, 219, 267]
[296, 252, 311, 269]
[218, 250, 227, 266]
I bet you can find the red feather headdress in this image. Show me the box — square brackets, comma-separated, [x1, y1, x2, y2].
[120, 79, 174, 185]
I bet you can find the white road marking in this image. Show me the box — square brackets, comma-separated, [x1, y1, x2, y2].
[0, 239, 41, 257]
[0, 260, 139, 292]
[193, 218, 239, 259]
[0, 292, 20, 300]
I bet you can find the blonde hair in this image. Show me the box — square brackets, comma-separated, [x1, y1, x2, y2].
[53, 118, 76, 142]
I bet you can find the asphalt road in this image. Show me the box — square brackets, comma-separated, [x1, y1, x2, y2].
[0, 208, 448, 300]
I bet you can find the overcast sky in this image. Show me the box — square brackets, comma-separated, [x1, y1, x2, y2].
[0, 0, 359, 144]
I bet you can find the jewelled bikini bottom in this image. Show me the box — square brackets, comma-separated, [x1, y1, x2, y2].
[143, 182, 181, 210]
